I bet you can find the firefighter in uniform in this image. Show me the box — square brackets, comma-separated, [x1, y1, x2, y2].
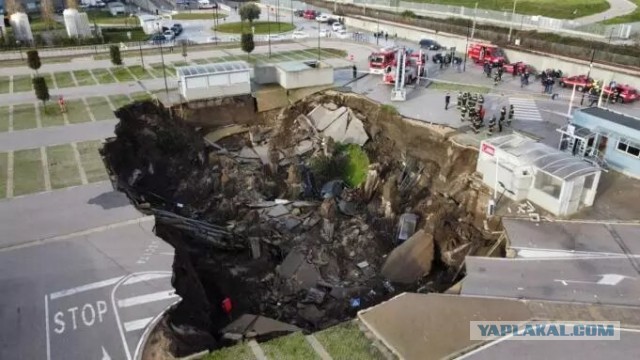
[460, 104, 467, 122]
[456, 91, 462, 110]
[487, 116, 496, 136]
[507, 105, 514, 126]
[478, 94, 484, 107]
[500, 106, 507, 123]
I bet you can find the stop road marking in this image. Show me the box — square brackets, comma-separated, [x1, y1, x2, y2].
[53, 301, 108, 334]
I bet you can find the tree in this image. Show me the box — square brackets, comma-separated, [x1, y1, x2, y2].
[32, 76, 50, 107]
[40, 0, 55, 30]
[110, 45, 122, 66]
[241, 33, 255, 60]
[5, 0, 23, 13]
[239, 3, 261, 26]
[26, 50, 41, 74]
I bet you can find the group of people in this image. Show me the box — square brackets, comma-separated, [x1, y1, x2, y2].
[453, 92, 514, 135]
[587, 80, 621, 106]
[483, 62, 504, 86]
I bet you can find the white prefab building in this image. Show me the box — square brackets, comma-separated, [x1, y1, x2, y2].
[177, 62, 251, 101]
[476, 133, 601, 217]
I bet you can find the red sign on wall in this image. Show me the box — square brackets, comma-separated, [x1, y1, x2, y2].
[482, 143, 495, 156]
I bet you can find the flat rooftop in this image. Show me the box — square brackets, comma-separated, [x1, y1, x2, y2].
[579, 107, 640, 132]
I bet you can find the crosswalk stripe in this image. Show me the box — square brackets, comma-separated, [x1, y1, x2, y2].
[117, 290, 179, 308]
[123, 317, 153, 332]
[122, 273, 172, 286]
[509, 97, 543, 121]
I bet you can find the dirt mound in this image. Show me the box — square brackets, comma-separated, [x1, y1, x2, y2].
[101, 94, 494, 356]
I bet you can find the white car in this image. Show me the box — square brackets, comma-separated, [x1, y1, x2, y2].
[331, 22, 344, 31]
[267, 34, 284, 41]
[316, 14, 329, 23]
[292, 31, 309, 39]
[163, 30, 175, 41]
[335, 29, 349, 39]
[318, 29, 328, 37]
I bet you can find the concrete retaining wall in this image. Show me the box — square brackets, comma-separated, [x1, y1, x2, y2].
[345, 16, 640, 86]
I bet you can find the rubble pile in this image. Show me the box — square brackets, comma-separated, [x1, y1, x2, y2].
[102, 93, 494, 356]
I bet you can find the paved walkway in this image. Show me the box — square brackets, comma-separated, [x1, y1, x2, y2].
[574, 0, 638, 25]
[0, 120, 117, 152]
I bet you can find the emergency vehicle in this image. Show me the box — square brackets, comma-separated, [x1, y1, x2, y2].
[602, 83, 639, 103]
[368, 46, 398, 74]
[382, 49, 425, 85]
[467, 43, 506, 65]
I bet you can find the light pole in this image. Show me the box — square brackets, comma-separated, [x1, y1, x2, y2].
[213, 5, 218, 45]
[471, 2, 478, 40]
[317, 23, 321, 61]
[376, 12, 380, 46]
[156, 24, 169, 96]
[268, 7, 272, 58]
[507, 0, 518, 42]
[277, 0, 281, 32]
[291, 0, 294, 25]
[463, 19, 470, 72]
[580, 49, 596, 105]
[138, 41, 144, 68]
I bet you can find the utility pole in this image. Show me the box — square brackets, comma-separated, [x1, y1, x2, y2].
[213, 5, 218, 45]
[507, 0, 517, 42]
[376, 12, 380, 46]
[580, 49, 596, 105]
[464, 19, 470, 72]
[277, 0, 281, 32]
[471, 2, 478, 40]
[291, 0, 294, 25]
[138, 41, 144, 68]
[317, 23, 321, 61]
[268, 7, 272, 57]
[156, 25, 169, 96]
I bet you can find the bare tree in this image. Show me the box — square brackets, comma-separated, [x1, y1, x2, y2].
[67, 0, 78, 10]
[40, 0, 56, 30]
[5, 0, 23, 13]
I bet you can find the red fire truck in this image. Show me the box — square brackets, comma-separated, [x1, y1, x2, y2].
[368, 46, 398, 74]
[382, 50, 424, 85]
[467, 43, 506, 65]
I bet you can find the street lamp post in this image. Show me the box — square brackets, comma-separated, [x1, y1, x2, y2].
[138, 41, 144, 68]
[507, 0, 518, 43]
[317, 23, 321, 61]
[471, 2, 478, 40]
[291, 0, 294, 25]
[156, 24, 169, 96]
[277, 0, 281, 32]
[268, 8, 272, 58]
[213, 5, 219, 45]
[376, 12, 380, 46]
[580, 49, 596, 105]
[464, 19, 470, 72]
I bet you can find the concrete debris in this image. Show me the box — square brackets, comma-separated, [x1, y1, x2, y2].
[357, 261, 369, 269]
[238, 147, 259, 159]
[306, 104, 369, 146]
[267, 204, 290, 218]
[303, 288, 326, 304]
[221, 314, 300, 337]
[249, 238, 261, 259]
[321, 180, 345, 199]
[323, 111, 349, 143]
[397, 213, 418, 242]
[307, 105, 348, 131]
[205, 125, 249, 143]
[381, 229, 434, 284]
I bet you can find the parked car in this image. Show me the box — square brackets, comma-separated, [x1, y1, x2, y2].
[148, 34, 167, 45]
[335, 29, 349, 39]
[294, 9, 305, 17]
[331, 22, 344, 31]
[316, 14, 330, 23]
[603, 84, 639, 103]
[171, 24, 183, 36]
[267, 34, 284, 41]
[163, 30, 175, 40]
[292, 31, 309, 39]
[419, 38, 441, 50]
[559, 75, 594, 92]
[319, 29, 328, 37]
[303, 10, 318, 20]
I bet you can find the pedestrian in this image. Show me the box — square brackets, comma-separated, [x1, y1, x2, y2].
[512, 64, 518, 78]
[445, 92, 451, 110]
[498, 117, 503, 133]
[479, 106, 486, 123]
[456, 91, 462, 110]
[507, 105, 514, 126]
[385, 32, 388, 42]
[500, 106, 506, 123]
[58, 96, 66, 113]
[460, 106, 467, 122]
[352, 65, 357, 79]
[589, 92, 598, 107]
[494, 73, 500, 86]
[488, 116, 496, 136]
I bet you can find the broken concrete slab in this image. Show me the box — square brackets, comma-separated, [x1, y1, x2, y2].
[238, 147, 260, 159]
[382, 229, 434, 284]
[322, 110, 349, 142]
[343, 113, 369, 146]
[278, 250, 305, 278]
[205, 125, 249, 143]
[302, 287, 326, 304]
[398, 213, 419, 242]
[221, 314, 300, 336]
[294, 140, 314, 156]
[267, 204, 290, 218]
[252, 145, 271, 166]
[308, 105, 348, 131]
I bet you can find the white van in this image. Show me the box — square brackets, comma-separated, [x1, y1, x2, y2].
[198, 0, 216, 9]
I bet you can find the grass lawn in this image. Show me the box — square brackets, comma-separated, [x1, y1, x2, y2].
[76, 140, 109, 183]
[12, 103, 37, 131]
[13, 75, 33, 93]
[149, 63, 176, 78]
[0, 107, 9, 132]
[87, 10, 138, 26]
[602, 0, 640, 24]
[65, 100, 91, 124]
[109, 94, 132, 109]
[92, 68, 117, 84]
[127, 65, 153, 80]
[193, 58, 212, 64]
[30, 18, 64, 31]
[405, 0, 610, 19]
[13, 148, 44, 196]
[73, 70, 97, 87]
[0, 152, 6, 198]
[215, 21, 295, 34]
[53, 71, 76, 88]
[130, 91, 152, 102]
[172, 12, 227, 20]
[86, 97, 115, 121]
[203, 343, 255, 360]
[39, 104, 65, 127]
[47, 144, 82, 190]
[316, 322, 386, 360]
[261, 332, 320, 360]
[111, 67, 135, 82]
[0, 76, 10, 93]
[429, 81, 490, 94]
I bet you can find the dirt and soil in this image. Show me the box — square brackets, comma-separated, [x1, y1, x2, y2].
[101, 91, 497, 357]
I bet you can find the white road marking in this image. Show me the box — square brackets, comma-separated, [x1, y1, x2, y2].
[122, 272, 171, 286]
[509, 97, 543, 122]
[123, 317, 153, 332]
[45, 295, 51, 360]
[117, 290, 178, 308]
[50, 276, 124, 300]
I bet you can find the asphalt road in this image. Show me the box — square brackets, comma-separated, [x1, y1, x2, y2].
[0, 183, 175, 360]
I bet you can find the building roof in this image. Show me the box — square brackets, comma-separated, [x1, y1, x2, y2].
[176, 61, 250, 77]
[579, 107, 640, 132]
[504, 218, 640, 256]
[485, 134, 600, 180]
[276, 60, 325, 72]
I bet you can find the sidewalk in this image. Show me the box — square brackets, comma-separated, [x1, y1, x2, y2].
[0, 120, 117, 152]
[574, 0, 637, 25]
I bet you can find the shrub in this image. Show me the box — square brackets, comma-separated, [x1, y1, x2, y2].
[32, 76, 50, 106]
[110, 45, 122, 66]
[26, 49, 41, 74]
